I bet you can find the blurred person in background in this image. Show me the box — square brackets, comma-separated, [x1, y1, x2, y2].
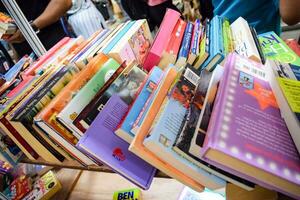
[121, 0, 180, 31]
[67, 0, 108, 39]
[0, 0, 72, 58]
[210, 0, 300, 34]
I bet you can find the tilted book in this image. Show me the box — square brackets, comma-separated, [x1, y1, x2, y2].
[199, 16, 225, 72]
[143, 65, 226, 190]
[158, 19, 186, 70]
[230, 17, 262, 63]
[143, 9, 181, 71]
[57, 57, 120, 138]
[77, 94, 156, 189]
[202, 53, 300, 198]
[265, 60, 300, 154]
[175, 21, 194, 68]
[74, 64, 146, 133]
[129, 67, 205, 192]
[109, 19, 152, 65]
[115, 66, 163, 143]
[173, 65, 255, 190]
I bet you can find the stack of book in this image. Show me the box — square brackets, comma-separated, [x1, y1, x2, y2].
[0, 8, 299, 199]
[0, 12, 16, 40]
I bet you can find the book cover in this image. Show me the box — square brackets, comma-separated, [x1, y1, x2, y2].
[115, 66, 163, 143]
[158, 19, 187, 70]
[144, 65, 226, 190]
[3, 176, 32, 200]
[110, 19, 152, 65]
[77, 94, 156, 189]
[202, 53, 300, 198]
[175, 22, 194, 68]
[143, 9, 181, 71]
[75, 64, 146, 132]
[129, 67, 206, 192]
[265, 60, 300, 154]
[230, 17, 262, 63]
[258, 31, 300, 73]
[57, 57, 118, 138]
[23, 171, 62, 200]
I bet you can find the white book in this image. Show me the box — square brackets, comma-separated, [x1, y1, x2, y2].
[230, 17, 261, 63]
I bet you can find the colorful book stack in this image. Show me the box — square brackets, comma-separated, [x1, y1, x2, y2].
[0, 8, 299, 199]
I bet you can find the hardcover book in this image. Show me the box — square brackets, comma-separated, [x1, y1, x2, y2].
[77, 94, 156, 189]
[202, 53, 300, 198]
[7, 64, 80, 163]
[173, 65, 255, 190]
[143, 65, 226, 190]
[115, 66, 163, 143]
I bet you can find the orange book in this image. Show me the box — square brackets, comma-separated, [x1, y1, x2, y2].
[129, 67, 204, 192]
[34, 54, 110, 165]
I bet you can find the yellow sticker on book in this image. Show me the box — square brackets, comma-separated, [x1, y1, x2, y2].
[278, 78, 300, 113]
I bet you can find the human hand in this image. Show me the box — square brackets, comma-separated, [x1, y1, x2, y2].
[7, 30, 25, 43]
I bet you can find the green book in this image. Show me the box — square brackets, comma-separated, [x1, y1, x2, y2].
[57, 58, 120, 138]
[258, 31, 300, 66]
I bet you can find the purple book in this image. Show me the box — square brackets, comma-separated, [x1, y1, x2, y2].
[76, 94, 156, 189]
[201, 53, 300, 199]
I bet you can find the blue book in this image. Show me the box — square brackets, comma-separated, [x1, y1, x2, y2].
[200, 16, 225, 72]
[143, 66, 226, 190]
[102, 21, 136, 54]
[175, 22, 194, 67]
[4, 57, 27, 82]
[115, 67, 163, 143]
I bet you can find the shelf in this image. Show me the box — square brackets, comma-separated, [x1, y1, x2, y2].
[21, 158, 170, 178]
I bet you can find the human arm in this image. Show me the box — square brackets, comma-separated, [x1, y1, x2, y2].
[7, 0, 72, 43]
[33, 0, 72, 29]
[280, 0, 300, 25]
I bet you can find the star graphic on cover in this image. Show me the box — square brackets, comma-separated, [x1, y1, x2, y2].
[245, 82, 278, 110]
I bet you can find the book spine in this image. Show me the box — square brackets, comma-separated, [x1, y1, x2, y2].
[0, 116, 39, 159]
[201, 54, 234, 155]
[178, 22, 194, 59]
[12, 65, 78, 121]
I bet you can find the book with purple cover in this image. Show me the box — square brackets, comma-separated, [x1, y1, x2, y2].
[76, 94, 156, 189]
[201, 53, 300, 198]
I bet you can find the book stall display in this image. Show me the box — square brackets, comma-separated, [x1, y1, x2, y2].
[0, 0, 299, 199]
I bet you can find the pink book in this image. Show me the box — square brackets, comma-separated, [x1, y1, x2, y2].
[201, 53, 300, 199]
[147, 0, 168, 6]
[142, 9, 180, 71]
[23, 37, 71, 76]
